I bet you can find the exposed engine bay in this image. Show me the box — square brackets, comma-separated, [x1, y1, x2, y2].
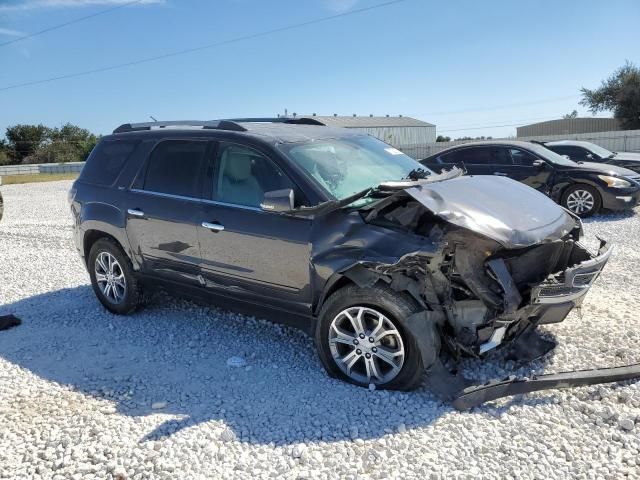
[301, 171, 634, 407]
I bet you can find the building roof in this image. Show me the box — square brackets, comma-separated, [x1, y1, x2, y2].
[302, 115, 435, 128]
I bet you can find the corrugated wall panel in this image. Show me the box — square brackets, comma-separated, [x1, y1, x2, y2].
[347, 126, 437, 146]
[516, 118, 620, 137]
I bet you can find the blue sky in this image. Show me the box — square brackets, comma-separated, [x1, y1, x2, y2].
[0, 0, 639, 138]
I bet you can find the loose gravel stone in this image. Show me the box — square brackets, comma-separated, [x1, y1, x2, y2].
[0, 180, 639, 479]
[618, 416, 635, 431]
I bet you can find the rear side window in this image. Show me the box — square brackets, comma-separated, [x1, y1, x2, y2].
[143, 140, 208, 198]
[80, 140, 138, 186]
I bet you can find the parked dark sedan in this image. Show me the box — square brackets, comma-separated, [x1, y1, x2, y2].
[70, 119, 610, 397]
[542, 140, 640, 173]
[421, 140, 640, 217]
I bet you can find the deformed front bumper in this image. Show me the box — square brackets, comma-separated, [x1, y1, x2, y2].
[531, 238, 612, 307]
[478, 239, 612, 354]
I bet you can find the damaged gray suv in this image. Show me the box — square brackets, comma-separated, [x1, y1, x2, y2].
[70, 118, 619, 405]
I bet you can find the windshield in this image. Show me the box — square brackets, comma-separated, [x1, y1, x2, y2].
[584, 142, 614, 158]
[279, 136, 433, 200]
[529, 143, 579, 166]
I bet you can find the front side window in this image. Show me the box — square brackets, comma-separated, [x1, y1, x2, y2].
[528, 143, 577, 166]
[279, 135, 431, 201]
[549, 146, 586, 160]
[143, 140, 208, 197]
[510, 148, 539, 166]
[215, 143, 295, 208]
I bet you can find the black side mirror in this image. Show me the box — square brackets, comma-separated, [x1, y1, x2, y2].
[261, 188, 294, 212]
[532, 159, 546, 168]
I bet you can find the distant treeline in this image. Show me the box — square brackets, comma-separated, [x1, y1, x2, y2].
[0, 123, 98, 165]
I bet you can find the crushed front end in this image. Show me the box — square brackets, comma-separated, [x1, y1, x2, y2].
[309, 173, 638, 407]
[454, 237, 612, 358]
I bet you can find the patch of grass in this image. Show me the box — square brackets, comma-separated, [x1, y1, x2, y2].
[1, 172, 79, 185]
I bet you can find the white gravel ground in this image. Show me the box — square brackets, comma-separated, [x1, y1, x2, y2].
[0, 180, 639, 480]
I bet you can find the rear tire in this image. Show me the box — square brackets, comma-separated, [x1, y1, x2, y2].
[561, 184, 601, 217]
[88, 238, 142, 315]
[315, 284, 425, 391]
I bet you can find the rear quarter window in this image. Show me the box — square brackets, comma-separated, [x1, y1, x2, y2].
[79, 140, 138, 186]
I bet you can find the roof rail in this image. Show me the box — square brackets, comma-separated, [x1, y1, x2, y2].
[529, 140, 547, 145]
[225, 117, 326, 126]
[113, 120, 247, 134]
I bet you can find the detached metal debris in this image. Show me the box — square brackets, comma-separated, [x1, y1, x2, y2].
[0, 315, 21, 331]
[451, 362, 640, 411]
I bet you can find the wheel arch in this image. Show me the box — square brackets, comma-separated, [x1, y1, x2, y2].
[82, 227, 136, 269]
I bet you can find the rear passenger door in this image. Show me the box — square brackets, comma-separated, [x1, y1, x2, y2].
[197, 142, 313, 315]
[126, 139, 210, 284]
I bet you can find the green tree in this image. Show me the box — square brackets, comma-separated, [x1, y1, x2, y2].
[5, 124, 51, 161]
[47, 123, 98, 163]
[0, 139, 15, 165]
[580, 61, 640, 130]
[563, 110, 578, 119]
[436, 135, 451, 142]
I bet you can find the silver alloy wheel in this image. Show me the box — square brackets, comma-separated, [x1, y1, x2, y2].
[566, 189, 595, 214]
[328, 306, 405, 385]
[94, 251, 127, 304]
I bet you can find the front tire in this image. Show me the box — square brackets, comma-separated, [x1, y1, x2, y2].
[315, 284, 424, 391]
[88, 238, 142, 315]
[561, 184, 601, 217]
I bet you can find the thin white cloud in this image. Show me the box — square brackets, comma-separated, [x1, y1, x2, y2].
[0, 0, 163, 13]
[0, 27, 25, 36]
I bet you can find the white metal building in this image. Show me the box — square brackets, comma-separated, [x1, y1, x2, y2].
[304, 115, 436, 148]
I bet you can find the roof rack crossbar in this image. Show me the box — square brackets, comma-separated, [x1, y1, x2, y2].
[113, 120, 247, 134]
[225, 117, 326, 126]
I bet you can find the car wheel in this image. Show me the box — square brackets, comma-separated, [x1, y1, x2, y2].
[88, 237, 142, 314]
[561, 184, 601, 217]
[315, 284, 425, 391]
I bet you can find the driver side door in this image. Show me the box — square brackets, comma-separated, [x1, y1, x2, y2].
[197, 142, 313, 315]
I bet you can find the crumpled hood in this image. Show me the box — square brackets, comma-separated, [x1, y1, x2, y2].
[404, 175, 576, 248]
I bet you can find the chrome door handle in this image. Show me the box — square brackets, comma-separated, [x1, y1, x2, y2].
[127, 208, 145, 217]
[202, 222, 224, 232]
[493, 172, 508, 176]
